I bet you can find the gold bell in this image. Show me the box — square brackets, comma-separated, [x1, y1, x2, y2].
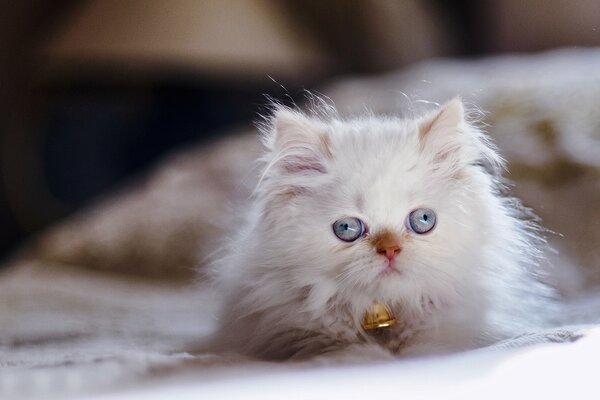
[362, 302, 396, 331]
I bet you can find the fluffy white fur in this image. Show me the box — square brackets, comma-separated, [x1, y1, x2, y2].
[209, 98, 555, 361]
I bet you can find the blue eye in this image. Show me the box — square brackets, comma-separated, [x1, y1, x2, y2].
[407, 208, 437, 234]
[333, 217, 366, 242]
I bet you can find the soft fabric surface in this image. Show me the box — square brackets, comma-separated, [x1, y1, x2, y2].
[2, 48, 600, 398]
[88, 329, 600, 400]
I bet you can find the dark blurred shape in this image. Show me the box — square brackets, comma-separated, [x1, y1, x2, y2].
[0, 1, 80, 262]
[282, 0, 457, 73]
[40, 81, 289, 204]
[489, 0, 600, 52]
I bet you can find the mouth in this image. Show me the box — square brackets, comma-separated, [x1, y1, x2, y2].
[378, 261, 401, 277]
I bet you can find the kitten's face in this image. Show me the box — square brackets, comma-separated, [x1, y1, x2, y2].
[256, 99, 502, 312]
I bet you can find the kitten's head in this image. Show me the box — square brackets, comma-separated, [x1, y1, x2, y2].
[251, 98, 516, 318]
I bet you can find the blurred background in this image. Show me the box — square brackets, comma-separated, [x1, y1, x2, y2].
[1, 0, 600, 269]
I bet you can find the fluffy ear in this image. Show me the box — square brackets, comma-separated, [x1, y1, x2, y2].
[267, 108, 333, 175]
[418, 97, 467, 160]
[418, 97, 502, 174]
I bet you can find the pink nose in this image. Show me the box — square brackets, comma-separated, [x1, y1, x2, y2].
[377, 245, 401, 260]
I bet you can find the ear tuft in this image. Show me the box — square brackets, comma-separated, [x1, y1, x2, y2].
[419, 97, 465, 139]
[269, 108, 332, 175]
[273, 109, 307, 141]
[417, 98, 502, 175]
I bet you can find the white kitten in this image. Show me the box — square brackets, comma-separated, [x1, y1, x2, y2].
[209, 98, 555, 361]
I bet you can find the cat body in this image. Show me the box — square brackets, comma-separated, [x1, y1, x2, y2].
[210, 98, 553, 360]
